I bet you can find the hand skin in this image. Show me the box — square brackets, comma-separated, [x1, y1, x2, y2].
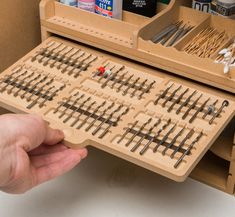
[0, 114, 87, 194]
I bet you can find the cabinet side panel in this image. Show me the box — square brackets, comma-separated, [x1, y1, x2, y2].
[0, 0, 41, 72]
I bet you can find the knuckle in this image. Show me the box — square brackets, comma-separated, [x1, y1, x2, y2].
[30, 114, 47, 128]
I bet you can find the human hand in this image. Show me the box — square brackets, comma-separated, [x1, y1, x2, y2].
[0, 114, 87, 194]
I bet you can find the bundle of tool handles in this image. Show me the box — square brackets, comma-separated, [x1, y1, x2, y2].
[152, 21, 194, 47]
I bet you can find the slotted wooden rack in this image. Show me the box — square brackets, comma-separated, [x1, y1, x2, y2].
[0, 0, 234, 194]
[0, 37, 234, 183]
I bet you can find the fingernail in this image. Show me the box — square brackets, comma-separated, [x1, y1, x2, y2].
[57, 130, 64, 138]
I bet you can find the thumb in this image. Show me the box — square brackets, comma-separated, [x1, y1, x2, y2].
[14, 114, 64, 151]
[43, 127, 65, 146]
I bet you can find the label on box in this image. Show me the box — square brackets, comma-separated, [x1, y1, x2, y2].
[78, 1, 95, 12]
[123, 0, 157, 17]
[95, 0, 114, 18]
[211, 1, 235, 17]
[192, 0, 211, 13]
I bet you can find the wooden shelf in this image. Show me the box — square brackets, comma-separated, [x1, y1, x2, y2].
[191, 151, 230, 192]
[210, 118, 235, 161]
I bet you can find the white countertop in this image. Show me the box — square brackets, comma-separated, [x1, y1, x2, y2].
[0, 148, 234, 217]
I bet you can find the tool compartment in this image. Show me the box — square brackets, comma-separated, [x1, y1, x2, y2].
[40, 0, 167, 49]
[0, 37, 234, 182]
[40, 0, 235, 93]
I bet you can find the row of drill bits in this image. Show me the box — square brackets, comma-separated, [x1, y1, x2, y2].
[154, 83, 229, 124]
[31, 42, 98, 78]
[183, 27, 228, 58]
[54, 92, 129, 138]
[93, 63, 156, 99]
[151, 21, 194, 47]
[0, 67, 66, 109]
[117, 118, 204, 168]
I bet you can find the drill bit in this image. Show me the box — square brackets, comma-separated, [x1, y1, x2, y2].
[70, 101, 96, 127]
[167, 88, 189, 112]
[14, 73, 40, 97]
[162, 127, 185, 156]
[170, 129, 194, 159]
[189, 97, 210, 123]
[50, 47, 73, 68]
[54, 93, 79, 114]
[59, 93, 84, 119]
[61, 52, 85, 73]
[130, 79, 148, 98]
[92, 104, 123, 135]
[63, 97, 91, 123]
[162, 85, 182, 107]
[154, 83, 174, 105]
[74, 56, 98, 78]
[138, 81, 156, 99]
[68, 54, 92, 76]
[99, 107, 129, 139]
[85, 102, 115, 132]
[125, 118, 152, 147]
[131, 119, 161, 152]
[140, 119, 171, 155]
[0, 71, 27, 93]
[77, 101, 106, 129]
[116, 74, 134, 93]
[174, 131, 203, 168]
[27, 86, 55, 109]
[26, 78, 54, 102]
[153, 123, 177, 153]
[31, 42, 55, 62]
[38, 43, 62, 63]
[182, 94, 202, 120]
[57, 49, 80, 69]
[117, 120, 139, 144]
[176, 90, 197, 114]
[8, 73, 33, 95]
[122, 77, 140, 96]
[39, 84, 66, 108]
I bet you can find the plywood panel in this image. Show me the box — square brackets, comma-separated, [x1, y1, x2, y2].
[0, 0, 41, 72]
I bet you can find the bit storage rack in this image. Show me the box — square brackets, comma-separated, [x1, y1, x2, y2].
[0, 0, 234, 194]
[40, 0, 167, 49]
[0, 37, 234, 183]
[40, 0, 235, 93]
